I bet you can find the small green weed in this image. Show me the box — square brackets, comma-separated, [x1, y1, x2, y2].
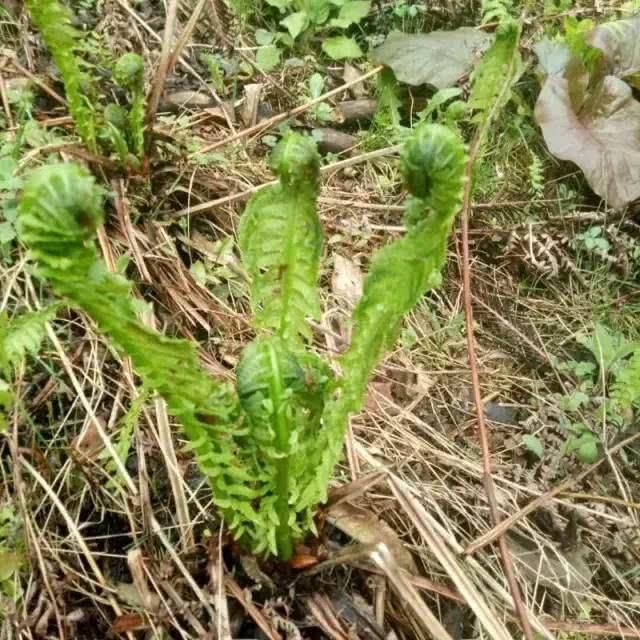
[252, 0, 372, 69]
[537, 324, 640, 463]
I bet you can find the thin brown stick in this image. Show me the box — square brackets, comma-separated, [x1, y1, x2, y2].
[465, 429, 640, 554]
[166, 0, 207, 74]
[192, 65, 384, 157]
[460, 134, 535, 639]
[145, 0, 179, 128]
[226, 576, 281, 640]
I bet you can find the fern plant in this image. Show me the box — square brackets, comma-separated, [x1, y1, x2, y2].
[18, 123, 466, 559]
[25, 0, 147, 165]
[26, 0, 99, 151]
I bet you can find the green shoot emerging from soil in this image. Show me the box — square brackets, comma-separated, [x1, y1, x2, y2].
[17, 123, 466, 559]
[26, 0, 147, 165]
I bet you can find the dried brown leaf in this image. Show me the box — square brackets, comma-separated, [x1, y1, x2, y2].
[332, 254, 363, 306]
[328, 502, 417, 573]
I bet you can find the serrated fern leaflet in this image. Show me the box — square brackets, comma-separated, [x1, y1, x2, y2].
[26, 0, 98, 151]
[239, 132, 322, 348]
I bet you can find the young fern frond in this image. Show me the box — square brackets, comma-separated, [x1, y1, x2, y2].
[468, 20, 522, 125]
[300, 124, 467, 508]
[114, 53, 146, 159]
[19, 124, 467, 560]
[16, 164, 274, 547]
[26, 0, 98, 151]
[480, 0, 513, 25]
[239, 132, 322, 349]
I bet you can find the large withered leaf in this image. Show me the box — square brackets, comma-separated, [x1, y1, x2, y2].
[372, 28, 492, 88]
[588, 17, 640, 81]
[535, 74, 640, 209]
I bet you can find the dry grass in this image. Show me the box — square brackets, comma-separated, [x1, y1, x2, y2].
[1, 0, 639, 638]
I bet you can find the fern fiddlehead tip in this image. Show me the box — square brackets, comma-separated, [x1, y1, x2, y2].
[18, 163, 104, 250]
[400, 123, 467, 220]
[114, 52, 145, 89]
[270, 131, 321, 189]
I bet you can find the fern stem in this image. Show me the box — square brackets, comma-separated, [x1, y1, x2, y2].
[266, 343, 293, 560]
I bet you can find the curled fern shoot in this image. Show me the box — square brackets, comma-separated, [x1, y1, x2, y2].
[114, 53, 146, 159]
[300, 123, 467, 508]
[26, 0, 98, 151]
[239, 132, 322, 349]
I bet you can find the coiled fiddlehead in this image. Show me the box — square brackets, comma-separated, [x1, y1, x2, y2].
[113, 53, 146, 159]
[300, 123, 467, 508]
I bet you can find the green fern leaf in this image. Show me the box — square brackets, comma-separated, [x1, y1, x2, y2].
[114, 53, 146, 159]
[300, 124, 467, 508]
[468, 20, 523, 126]
[480, 0, 513, 25]
[0, 307, 57, 372]
[26, 0, 98, 151]
[612, 350, 640, 410]
[239, 132, 322, 348]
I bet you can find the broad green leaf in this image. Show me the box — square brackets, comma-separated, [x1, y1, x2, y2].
[255, 29, 275, 45]
[0, 222, 15, 244]
[322, 35, 363, 60]
[256, 45, 282, 71]
[330, 0, 370, 28]
[577, 437, 599, 463]
[0, 157, 18, 190]
[372, 28, 492, 88]
[535, 72, 640, 210]
[309, 72, 325, 98]
[305, 0, 332, 23]
[522, 434, 544, 459]
[281, 10, 308, 39]
[576, 323, 638, 374]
